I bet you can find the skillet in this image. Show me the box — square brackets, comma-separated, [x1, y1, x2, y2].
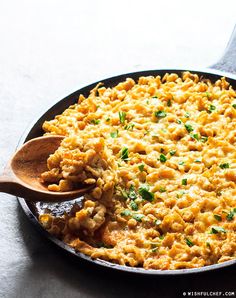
[17, 26, 236, 275]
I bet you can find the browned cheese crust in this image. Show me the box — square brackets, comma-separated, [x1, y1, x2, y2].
[39, 72, 236, 270]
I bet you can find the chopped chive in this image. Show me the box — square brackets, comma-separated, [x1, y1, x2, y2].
[210, 226, 226, 234]
[91, 119, 100, 125]
[214, 214, 222, 221]
[105, 117, 110, 122]
[226, 210, 235, 221]
[178, 161, 185, 165]
[167, 99, 172, 107]
[208, 104, 216, 113]
[232, 104, 236, 109]
[132, 214, 144, 222]
[152, 95, 158, 98]
[177, 119, 182, 124]
[206, 242, 211, 248]
[155, 219, 162, 225]
[159, 186, 166, 193]
[138, 164, 145, 172]
[130, 201, 138, 211]
[195, 158, 202, 163]
[182, 178, 187, 186]
[159, 154, 167, 163]
[169, 150, 176, 156]
[185, 112, 190, 118]
[185, 123, 194, 133]
[110, 130, 119, 138]
[219, 163, 229, 169]
[186, 238, 194, 247]
[119, 111, 126, 124]
[190, 133, 199, 140]
[120, 210, 131, 216]
[128, 185, 137, 200]
[124, 123, 135, 131]
[200, 136, 208, 143]
[159, 235, 165, 240]
[154, 110, 167, 118]
[138, 185, 154, 202]
[121, 147, 129, 160]
[119, 188, 128, 199]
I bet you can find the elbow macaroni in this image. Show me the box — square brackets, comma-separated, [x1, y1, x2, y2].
[39, 72, 236, 270]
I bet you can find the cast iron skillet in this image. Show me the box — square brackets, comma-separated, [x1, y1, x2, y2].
[18, 26, 236, 275]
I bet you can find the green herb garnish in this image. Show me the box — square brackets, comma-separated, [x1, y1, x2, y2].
[155, 219, 162, 226]
[138, 164, 145, 172]
[120, 210, 131, 216]
[121, 147, 129, 161]
[182, 178, 187, 186]
[185, 123, 194, 133]
[119, 111, 126, 124]
[130, 201, 138, 211]
[155, 110, 167, 118]
[124, 123, 135, 131]
[190, 133, 199, 140]
[167, 99, 172, 107]
[110, 130, 119, 138]
[195, 158, 202, 163]
[105, 117, 110, 122]
[91, 119, 100, 125]
[177, 119, 182, 124]
[214, 214, 222, 221]
[186, 238, 194, 247]
[138, 185, 154, 202]
[159, 187, 166, 193]
[208, 104, 216, 113]
[169, 150, 176, 156]
[178, 161, 185, 165]
[210, 226, 226, 234]
[132, 214, 144, 222]
[128, 185, 137, 200]
[159, 154, 167, 163]
[226, 210, 235, 221]
[219, 163, 229, 169]
[185, 112, 190, 118]
[200, 136, 208, 143]
[232, 104, 236, 109]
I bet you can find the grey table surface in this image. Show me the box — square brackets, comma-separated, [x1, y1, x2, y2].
[0, 1, 236, 297]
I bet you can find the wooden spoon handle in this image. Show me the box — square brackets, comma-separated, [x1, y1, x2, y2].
[0, 169, 89, 202]
[0, 168, 27, 197]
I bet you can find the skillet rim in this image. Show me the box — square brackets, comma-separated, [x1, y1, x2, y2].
[17, 68, 236, 275]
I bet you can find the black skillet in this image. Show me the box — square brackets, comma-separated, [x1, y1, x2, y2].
[18, 26, 236, 275]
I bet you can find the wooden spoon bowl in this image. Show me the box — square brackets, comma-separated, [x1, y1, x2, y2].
[0, 136, 93, 201]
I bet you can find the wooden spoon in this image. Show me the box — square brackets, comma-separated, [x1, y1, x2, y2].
[0, 135, 93, 202]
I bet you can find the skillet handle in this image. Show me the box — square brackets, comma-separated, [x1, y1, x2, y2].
[210, 25, 236, 74]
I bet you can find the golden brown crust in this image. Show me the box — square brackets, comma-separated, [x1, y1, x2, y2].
[39, 72, 236, 270]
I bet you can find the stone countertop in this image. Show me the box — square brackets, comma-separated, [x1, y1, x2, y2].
[0, 1, 235, 297]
